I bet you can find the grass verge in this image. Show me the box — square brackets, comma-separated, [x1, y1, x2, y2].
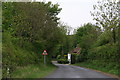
[11, 64, 56, 78]
[73, 62, 119, 78]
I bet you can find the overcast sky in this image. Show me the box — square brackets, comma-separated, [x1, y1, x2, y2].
[36, 0, 99, 29]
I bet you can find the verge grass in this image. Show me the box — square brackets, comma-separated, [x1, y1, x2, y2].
[73, 62, 119, 77]
[11, 64, 56, 78]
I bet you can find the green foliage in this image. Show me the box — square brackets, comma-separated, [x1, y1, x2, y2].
[75, 23, 101, 62]
[95, 30, 113, 46]
[2, 2, 65, 78]
[87, 1, 119, 76]
[56, 55, 61, 60]
[64, 55, 68, 59]
[2, 31, 39, 77]
[57, 54, 69, 64]
[76, 23, 101, 49]
[11, 64, 56, 78]
[75, 23, 119, 75]
[76, 49, 87, 62]
[91, 0, 119, 43]
[2, 0, 120, 78]
[71, 53, 78, 64]
[88, 43, 118, 62]
[74, 2, 119, 77]
[57, 59, 69, 64]
[75, 22, 119, 76]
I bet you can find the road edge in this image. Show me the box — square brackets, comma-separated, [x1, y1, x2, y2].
[71, 64, 120, 79]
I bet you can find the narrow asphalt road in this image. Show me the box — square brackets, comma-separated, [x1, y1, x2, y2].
[45, 61, 115, 78]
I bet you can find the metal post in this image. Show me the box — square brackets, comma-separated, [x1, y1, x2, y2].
[44, 55, 46, 64]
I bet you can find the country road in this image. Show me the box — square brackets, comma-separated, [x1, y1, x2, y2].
[45, 61, 117, 78]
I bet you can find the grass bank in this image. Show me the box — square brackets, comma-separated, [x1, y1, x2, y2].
[11, 64, 56, 78]
[73, 62, 119, 78]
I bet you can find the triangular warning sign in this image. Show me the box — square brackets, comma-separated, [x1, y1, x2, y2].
[42, 50, 48, 55]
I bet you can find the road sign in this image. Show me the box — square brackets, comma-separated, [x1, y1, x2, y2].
[42, 50, 48, 65]
[42, 50, 48, 55]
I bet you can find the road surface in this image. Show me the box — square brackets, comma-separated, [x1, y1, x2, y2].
[45, 61, 117, 78]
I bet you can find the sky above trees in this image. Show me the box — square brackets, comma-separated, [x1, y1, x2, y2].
[36, 0, 99, 29]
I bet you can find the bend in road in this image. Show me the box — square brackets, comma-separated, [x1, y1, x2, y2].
[45, 61, 117, 78]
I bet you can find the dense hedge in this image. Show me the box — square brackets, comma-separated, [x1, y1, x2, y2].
[71, 53, 78, 64]
[2, 2, 64, 78]
[57, 59, 69, 64]
[75, 23, 120, 76]
[88, 43, 118, 69]
[2, 32, 39, 77]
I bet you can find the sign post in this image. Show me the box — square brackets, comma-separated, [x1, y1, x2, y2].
[42, 50, 48, 64]
[44, 55, 46, 64]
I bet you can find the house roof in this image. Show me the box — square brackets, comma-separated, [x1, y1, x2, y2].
[69, 47, 80, 54]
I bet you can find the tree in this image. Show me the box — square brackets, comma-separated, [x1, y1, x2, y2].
[91, 0, 120, 43]
[2, 2, 64, 77]
[76, 23, 101, 49]
[75, 23, 101, 61]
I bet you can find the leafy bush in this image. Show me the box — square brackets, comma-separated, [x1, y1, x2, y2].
[88, 43, 117, 62]
[2, 32, 39, 77]
[57, 59, 69, 64]
[95, 30, 113, 47]
[64, 55, 68, 59]
[71, 53, 78, 64]
[56, 55, 61, 60]
[76, 49, 88, 62]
